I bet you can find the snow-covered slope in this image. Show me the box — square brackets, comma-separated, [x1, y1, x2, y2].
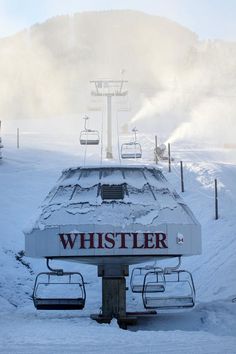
[0, 133, 236, 353]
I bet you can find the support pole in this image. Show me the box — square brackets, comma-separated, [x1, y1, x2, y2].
[180, 161, 184, 192]
[102, 277, 126, 319]
[215, 178, 219, 220]
[91, 264, 137, 328]
[17, 128, 20, 149]
[155, 135, 158, 164]
[106, 95, 113, 159]
[168, 143, 171, 172]
[90, 80, 128, 161]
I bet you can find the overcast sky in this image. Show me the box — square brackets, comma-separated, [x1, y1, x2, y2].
[0, 0, 235, 40]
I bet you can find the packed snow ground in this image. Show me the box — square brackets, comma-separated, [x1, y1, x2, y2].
[0, 132, 236, 353]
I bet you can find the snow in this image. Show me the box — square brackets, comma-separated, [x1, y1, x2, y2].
[0, 132, 236, 353]
[26, 164, 194, 234]
[135, 209, 159, 225]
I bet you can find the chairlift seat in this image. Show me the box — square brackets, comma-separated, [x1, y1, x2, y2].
[121, 152, 142, 159]
[34, 297, 85, 310]
[143, 296, 194, 309]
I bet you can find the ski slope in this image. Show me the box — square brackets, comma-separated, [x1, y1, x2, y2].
[0, 132, 236, 353]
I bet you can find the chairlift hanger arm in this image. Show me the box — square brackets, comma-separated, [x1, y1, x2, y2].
[83, 115, 89, 130]
[164, 256, 181, 274]
[46, 258, 63, 275]
[132, 127, 138, 143]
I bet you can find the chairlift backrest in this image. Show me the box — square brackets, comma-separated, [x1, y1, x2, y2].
[80, 116, 100, 145]
[130, 266, 164, 293]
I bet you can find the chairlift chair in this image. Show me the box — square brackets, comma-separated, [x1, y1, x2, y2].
[33, 271, 86, 310]
[121, 127, 142, 159]
[79, 116, 100, 145]
[121, 142, 142, 159]
[130, 266, 165, 293]
[142, 269, 195, 310]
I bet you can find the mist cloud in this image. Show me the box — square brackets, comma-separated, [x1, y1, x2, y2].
[0, 11, 235, 145]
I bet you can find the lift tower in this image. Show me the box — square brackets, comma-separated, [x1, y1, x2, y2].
[90, 79, 128, 159]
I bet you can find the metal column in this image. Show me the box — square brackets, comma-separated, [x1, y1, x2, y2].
[90, 264, 137, 328]
[90, 80, 128, 161]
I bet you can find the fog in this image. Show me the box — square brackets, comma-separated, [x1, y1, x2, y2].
[0, 10, 236, 145]
[131, 39, 236, 145]
[132, 86, 236, 146]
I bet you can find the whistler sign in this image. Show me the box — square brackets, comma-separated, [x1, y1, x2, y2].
[59, 232, 168, 250]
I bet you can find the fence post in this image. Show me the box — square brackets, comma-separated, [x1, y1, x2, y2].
[17, 128, 19, 149]
[215, 178, 218, 220]
[180, 161, 184, 192]
[168, 143, 171, 172]
[155, 135, 158, 164]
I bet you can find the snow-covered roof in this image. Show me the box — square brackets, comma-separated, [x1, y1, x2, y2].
[29, 165, 198, 230]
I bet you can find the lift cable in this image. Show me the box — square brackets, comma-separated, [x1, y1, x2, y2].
[116, 111, 122, 165]
[83, 130, 88, 167]
[100, 110, 104, 166]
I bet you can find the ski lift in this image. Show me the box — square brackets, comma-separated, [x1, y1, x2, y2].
[32, 260, 86, 310]
[130, 265, 165, 293]
[121, 127, 142, 159]
[80, 116, 100, 145]
[142, 269, 195, 310]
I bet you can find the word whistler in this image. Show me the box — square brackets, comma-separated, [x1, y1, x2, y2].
[59, 232, 168, 250]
